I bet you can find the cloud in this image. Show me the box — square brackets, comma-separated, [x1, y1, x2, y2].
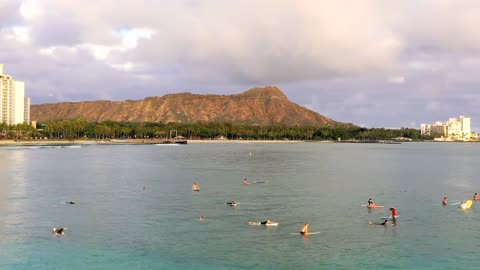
[1, 0, 480, 129]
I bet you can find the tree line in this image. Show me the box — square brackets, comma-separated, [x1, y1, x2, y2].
[0, 118, 429, 141]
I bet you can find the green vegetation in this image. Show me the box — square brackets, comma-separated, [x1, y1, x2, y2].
[0, 118, 430, 141]
[1, 118, 432, 141]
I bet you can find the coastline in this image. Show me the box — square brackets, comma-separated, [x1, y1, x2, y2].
[1, 139, 476, 146]
[0, 139, 307, 146]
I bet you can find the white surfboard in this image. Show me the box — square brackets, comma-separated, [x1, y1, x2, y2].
[381, 215, 399, 219]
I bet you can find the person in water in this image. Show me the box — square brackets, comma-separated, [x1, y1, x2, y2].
[460, 201, 467, 209]
[260, 220, 275, 225]
[226, 200, 237, 206]
[474, 193, 479, 201]
[66, 201, 76, 205]
[52, 227, 66, 236]
[442, 197, 448, 206]
[389, 208, 397, 224]
[242, 178, 250, 185]
[192, 182, 199, 191]
[300, 223, 309, 235]
[252, 180, 257, 184]
[200, 216, 206, 221]
[370, 220, 389, 225]
[368, 198, 374, 206]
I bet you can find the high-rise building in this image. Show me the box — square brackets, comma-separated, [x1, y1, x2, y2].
[421, 116, 472, 140]
[0, 64, 30, 125]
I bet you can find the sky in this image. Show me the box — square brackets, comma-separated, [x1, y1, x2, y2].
[1, 0, 480, 129]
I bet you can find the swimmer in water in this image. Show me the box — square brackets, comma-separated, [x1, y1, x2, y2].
[200, 216, 206, 221]
[474, 193, 479, 201]
[442, 197, 448, 206]
[52, 227, 66, 236]
[192, 182, 199, 191]
[66, 201, 76, 205]
[226, 200, 238, 206]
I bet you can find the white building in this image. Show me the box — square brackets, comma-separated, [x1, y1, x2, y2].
[0, 64, 30, 125]
[421, 116, 472, 140]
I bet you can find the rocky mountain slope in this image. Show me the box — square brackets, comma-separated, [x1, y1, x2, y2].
[31, 86, 346, 126]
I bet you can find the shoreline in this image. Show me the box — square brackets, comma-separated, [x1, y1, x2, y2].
[1, 139, 477, 146]
[0, 139, 308, 146]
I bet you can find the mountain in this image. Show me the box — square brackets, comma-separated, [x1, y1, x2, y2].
[31, 86, 347, 126]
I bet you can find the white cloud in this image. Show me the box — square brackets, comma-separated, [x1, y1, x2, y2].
[388, 76, 405, 84]
[3, 0, 480, 128]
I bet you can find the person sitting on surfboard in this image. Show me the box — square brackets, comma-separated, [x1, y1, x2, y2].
[300, 223, 309, 235]
[52, 227, 66, 236]
[368, 198, 374, 206]
[474, 193, 479, 201]
[192, 183, 199, 191]
[442, 197, 448, 206]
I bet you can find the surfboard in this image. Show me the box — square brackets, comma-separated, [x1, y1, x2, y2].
[381, 215, 399, 219]
[249, 222, 278, 226]
[460, 200, 473, 209]
[367, 205, 384, 208]
[290, 232, 320, 235]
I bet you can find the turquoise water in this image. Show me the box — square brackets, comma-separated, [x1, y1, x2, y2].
[1, 142, 480, 269]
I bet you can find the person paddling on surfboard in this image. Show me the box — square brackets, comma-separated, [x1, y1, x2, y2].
[370, 219, 389, 226]
[474, 193, 479, 201]
[300, 223, 309, 235]
[442, 197, 448, 206]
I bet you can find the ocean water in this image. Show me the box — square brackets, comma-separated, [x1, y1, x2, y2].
[1, 142, 480, 269]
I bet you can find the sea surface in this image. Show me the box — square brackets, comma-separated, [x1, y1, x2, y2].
[1, 142, 480, 269]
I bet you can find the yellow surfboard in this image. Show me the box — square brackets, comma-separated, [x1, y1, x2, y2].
[461, 200, 473, 209]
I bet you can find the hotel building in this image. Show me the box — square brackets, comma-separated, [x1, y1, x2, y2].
[0, 64, 30, 125]
[421, 116, 472, 140]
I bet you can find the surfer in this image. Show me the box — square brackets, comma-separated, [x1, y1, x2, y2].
[474, 193, 479, 201]
[242, 178, 250, 185]
[66, 201, 76, 205]
[248, 220, 276, 225]
[368, 198, 374, 206]
[192, 182, 199, 191]
[442, 197, 448, 206]
[389, 208, 397, 224]
[300, 223, 309, 235]
[226, 200, 237, 206]
[52, 227, 66, 236]
[370, 219, 389, 226]
[460, 201, 467, 209]
[200, 216, 206, 221]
